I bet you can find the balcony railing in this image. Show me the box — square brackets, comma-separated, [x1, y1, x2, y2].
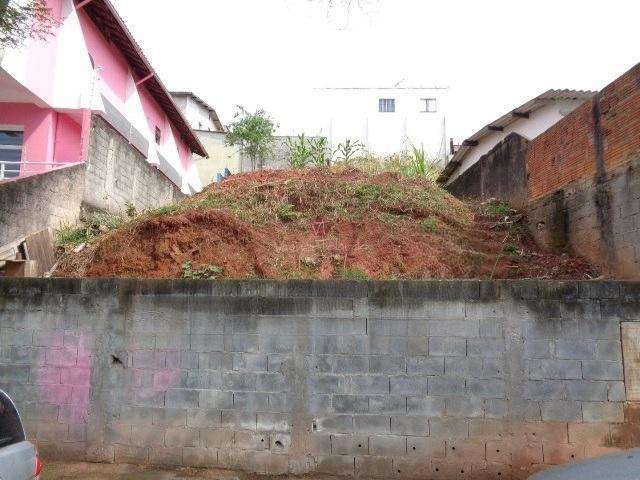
[0, 161, 83, 180]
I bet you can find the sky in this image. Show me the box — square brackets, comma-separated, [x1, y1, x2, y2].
[110, 0, 640, 142]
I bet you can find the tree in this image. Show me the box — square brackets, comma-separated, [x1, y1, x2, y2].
[226, 107, 277, 172]
[0, 0, 57, 49]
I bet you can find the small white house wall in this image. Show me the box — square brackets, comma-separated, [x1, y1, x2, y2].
[317, 88, 448, 161]
[447, 98, 587, 184]
[177, 95, 217, 132]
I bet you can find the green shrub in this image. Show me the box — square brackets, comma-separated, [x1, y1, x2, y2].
[420, 217, 438, 233]
[182, 261, 223, 279]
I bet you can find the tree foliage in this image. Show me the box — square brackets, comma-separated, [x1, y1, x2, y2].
[225, 107, 276, 171]
[0, 0, 57, 49]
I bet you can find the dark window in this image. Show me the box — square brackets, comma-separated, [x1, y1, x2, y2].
[155, 126, 162, 145]
[0, 391, 25, 448]
[0, 130, 23, 179]
[379, 98, 395, 113]
[421, 98, 437, 113]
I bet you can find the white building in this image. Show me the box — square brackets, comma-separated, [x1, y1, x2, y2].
[439, 89, 595, 185]
[315, 86, 449, 162]
[170, 91, 224, 133]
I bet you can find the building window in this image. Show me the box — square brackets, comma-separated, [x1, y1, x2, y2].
[379, 98, 395, 113]
[0, 129, 23, 179]
[155, 126, 162, 145]
[421, 98, 437, 113]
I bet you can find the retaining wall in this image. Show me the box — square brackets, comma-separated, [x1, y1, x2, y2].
[1, 279, 639, 479]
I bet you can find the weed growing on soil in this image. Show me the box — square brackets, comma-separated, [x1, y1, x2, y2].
[56, 213, 124, 247]
[181, 262, 223, 279]
[486, 201, 512, 216]
[341, 266, 368, 280]
[420, 217, 438, 233]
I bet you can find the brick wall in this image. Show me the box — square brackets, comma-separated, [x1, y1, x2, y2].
[84, 116, 185, 215]
[524, 64, 640, 277]
[1, 279, 639, 479]
[0, 165, 85, 246]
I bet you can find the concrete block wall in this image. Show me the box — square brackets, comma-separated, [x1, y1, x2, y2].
[0, 279, 639, 479]
[84, 116, 184, 216]
[0, 165, 85, 246]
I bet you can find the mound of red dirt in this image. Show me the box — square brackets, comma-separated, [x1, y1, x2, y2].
[55, 168, 597, 280]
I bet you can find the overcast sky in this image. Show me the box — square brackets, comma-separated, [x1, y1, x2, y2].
[111, 0, 640, 142]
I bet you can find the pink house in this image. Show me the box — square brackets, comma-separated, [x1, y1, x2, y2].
[0, 0, 207, 193]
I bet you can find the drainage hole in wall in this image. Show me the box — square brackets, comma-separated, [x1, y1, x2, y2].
[460, 470, 464, 474]
[111, 355, 124, 367]
[358, 444, 362, 448]
[261, 438, 264, 443]
[412, 446, 416, 451]
[498, 472, 502, 476]
[397, 470, 401, 474]
[435, 468, 439, 472]
[496, 449, 500, 453]
[571, 454, 575, 458]
[312, 421, 317, 431]
[451, 446, 456, 450]
[275, 440, 284, 448]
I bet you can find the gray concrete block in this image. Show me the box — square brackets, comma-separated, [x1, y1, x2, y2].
[315, 455, 355, 476]
[331, 434, 368, 455]
[369, 396, 406, 414]
[391, 416, 429, 436]
[445, 397, 484, 418]
[221, 410, 257, 430]
[233, 392, 269, 411]
[541, 401, 582, 422]
[309, 375, 345, 394]
[165, 428, 199, 448]
[369, 435, 406, 455]
[355, 456, 393, 478]
[444, 357, 483, 377]
[332, 356, 368, 374]
[353, 415, 390, 434]
[165, 389, 199, 409]
[223, 372, 257, 391]
[407, 356, 445, 375]
[256, 373, 288, 392]
[467, 339, 504, 358]
[466, 379, 506, 399]
[608, 381, 626, 401]
[351, 375, 389, 394]
[406, 396, 445, 416]
[565, 381, 608, 401]
[153, 408, 187, 427]
[582, 402, 624, 423]
[257, 413, 291, 432]
[428, 319, 479, 338]
[187, 409, 221, 428]
[525, 380, 565, 400]
[182, 447, 218, 468]
[314, 415, 353, 433]
[556, 340, 596, 360]
[595, 341, 622, 361]
[528, 359, 582, 380]
[130, 425, 166, 447]
[369, 356, 406, 375]
[200, 428, 233, 448]
[235, 431, 269, 451]
[390, 376, 427, 395]
[582, 361, 623, 380]
[524, 340, 553, 359]
[428, 418, 469, 439]
[333, 395, 369, 414]
[478, 318, 504, 338]
[232, 353, 268, 371]
[428, 377, 465, 396]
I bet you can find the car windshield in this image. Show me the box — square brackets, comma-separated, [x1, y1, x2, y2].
[0, 392, 25, 448]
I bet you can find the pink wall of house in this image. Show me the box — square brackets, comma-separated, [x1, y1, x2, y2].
[0, 103, 82, 173]
[77, 10, 130, 102]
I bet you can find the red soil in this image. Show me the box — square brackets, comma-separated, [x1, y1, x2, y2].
[55, 169, 597, 280]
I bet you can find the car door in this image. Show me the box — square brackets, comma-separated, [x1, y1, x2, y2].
[0, 391, 36, 480]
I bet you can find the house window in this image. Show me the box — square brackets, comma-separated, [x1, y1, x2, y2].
[155, 126, 162, 145]
[0, 129, 23, 179]
[379, 98, 395, 113]
[421, 98, 437, 113]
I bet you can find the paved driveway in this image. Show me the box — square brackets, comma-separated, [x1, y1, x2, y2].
[42, 462, 342, 480]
